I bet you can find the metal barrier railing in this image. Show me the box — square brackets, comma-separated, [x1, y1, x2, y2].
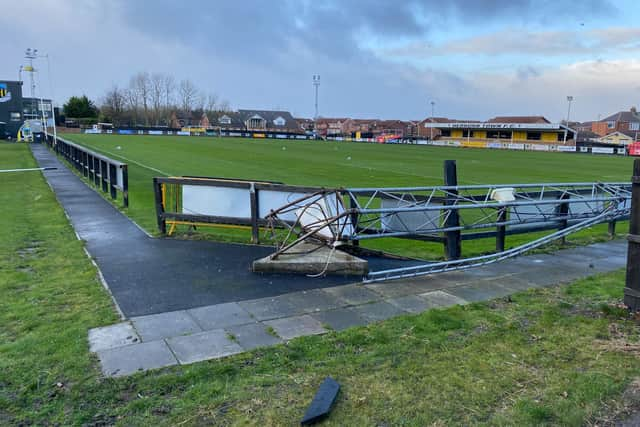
[153, 176, 322, 242]
[45, 135, 129, 207]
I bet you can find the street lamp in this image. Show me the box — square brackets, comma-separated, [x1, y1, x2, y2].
[563, 95, 574, 144]
[430, 101, 435, 140]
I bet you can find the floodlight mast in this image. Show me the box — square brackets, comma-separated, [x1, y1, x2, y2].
[563, 95, 573, 144]
[25, 49, 37, 121]
[430, 100, 435, 140]
[313, 75, 320, 120]
[24, 48, 57, 141]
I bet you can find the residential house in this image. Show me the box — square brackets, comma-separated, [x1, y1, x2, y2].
[314, 117, 349, 137]
[416, 117, 455, 139]
[592, 108, 640, 136]
[170, 110, 208, 128]
[597, 130, 637, 146]
[295, 117, 315, 133]
[237, 109, 299, 133]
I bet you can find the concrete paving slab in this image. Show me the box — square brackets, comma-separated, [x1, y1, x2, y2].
[446, 282, 514, 303]
[418, 290, 468, 308]
[88, 322, 140, 352]
[238, 295, 302, 321]
[365, 276, 448, 298]
[322, 284, 381, 306]
[166, 329, 243, 364]
[131, 310, 202, 342]
[264, 315, 327, 340]
[226, 322, 283, 350]
[353, 301, 408, 322]
[387, 295, 433, 314]
[480, 275, 535, 293]
[311, 307, 368, 331]
[188, 302, 254, 330]
[283, 289, 344, 314]
[97, 340, 177, 377]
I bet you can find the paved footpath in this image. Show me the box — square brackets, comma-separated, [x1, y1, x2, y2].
[32, 143, 628, 377]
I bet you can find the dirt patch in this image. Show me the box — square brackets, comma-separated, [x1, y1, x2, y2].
[589, 378, 640, 426]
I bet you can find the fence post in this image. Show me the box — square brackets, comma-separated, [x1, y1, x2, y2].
[443, 160, 461, 260]
[249, 184, 260, 244]
[122, 165, 129, 208]
[625, 159, 640, 310]
[109, 164, 117, 200]
[100, 160, 108, 193]
[348, 192, 360, 247]
[557, 192, 570, 245]
[496, 206, 507, 252]
[608, 220, 617, 239]
[153, 178, 166, 234]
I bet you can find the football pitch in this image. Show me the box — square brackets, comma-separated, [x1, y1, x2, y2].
[63, 134, 634, 257]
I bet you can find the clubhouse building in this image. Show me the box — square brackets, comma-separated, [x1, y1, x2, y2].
[423, 116, 577, 146]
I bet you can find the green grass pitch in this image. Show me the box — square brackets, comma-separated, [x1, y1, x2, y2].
[63, 134, 634, 258]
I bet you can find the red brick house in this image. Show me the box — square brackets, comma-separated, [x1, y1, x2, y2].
[592, 108, 640, 136]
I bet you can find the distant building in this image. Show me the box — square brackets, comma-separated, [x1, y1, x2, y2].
[424, 116, 576, 144]
[295, 117, 315, 133]
[237, 109, 299, 133]
[0, 80, 23, 137]
[597, 131, 637, 146]
[592, 107, 640, 136]
[314, 117, 350, 137]
[170, 110, 208, 128]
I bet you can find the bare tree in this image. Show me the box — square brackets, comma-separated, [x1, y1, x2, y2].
[130, 72, 151, 125]
[100, 85, 127, 125]
[178, 79, 199, 113]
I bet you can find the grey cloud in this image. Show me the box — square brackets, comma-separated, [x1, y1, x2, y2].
[386, 25, 640, 58]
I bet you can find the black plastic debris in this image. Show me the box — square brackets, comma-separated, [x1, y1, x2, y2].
[300, 377, 340, 425]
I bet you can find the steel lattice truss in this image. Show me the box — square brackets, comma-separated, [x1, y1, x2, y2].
[264, 182, 632, 282]
[345, 182, 631, 240]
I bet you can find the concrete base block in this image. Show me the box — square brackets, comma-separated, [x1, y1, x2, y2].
[252, 242, 368, 276]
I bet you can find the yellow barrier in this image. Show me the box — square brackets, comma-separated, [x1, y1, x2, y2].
[461, 140, 487, 148]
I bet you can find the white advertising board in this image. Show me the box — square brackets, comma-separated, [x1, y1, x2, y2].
[182, 185, 251, 218]
[592, 147, 614, 154]
[258, 190, 314, 222]
[380, 198, 441, 233]
[530, 144, 550, 151]
[508, 143, 525, 150]
[556, 146, 576, 152]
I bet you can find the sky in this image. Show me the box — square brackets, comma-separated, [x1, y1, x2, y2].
[1, 0, 639, 122]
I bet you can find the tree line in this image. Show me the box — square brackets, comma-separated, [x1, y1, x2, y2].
[63, 72, 230, 127]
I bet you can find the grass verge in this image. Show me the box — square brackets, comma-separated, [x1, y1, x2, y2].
[1, 141, 640, 426]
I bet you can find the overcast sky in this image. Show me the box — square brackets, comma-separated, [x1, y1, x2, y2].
[2, 0, 639, 122]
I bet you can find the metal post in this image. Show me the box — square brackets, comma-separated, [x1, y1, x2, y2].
[249, 184, 259, 244]
[109, 164, 117, 200]
[443, 160, 461, 259]
[100, 160, 108, 193]
[496, 206, 507, 252]
[557, 192, 570, 245]
[348, 193, 360, 247]
[608, 220, 617, 239]
[625, 159, 640, 310]
[122, 165, 129, 207]
[153, 178, 166, 234]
